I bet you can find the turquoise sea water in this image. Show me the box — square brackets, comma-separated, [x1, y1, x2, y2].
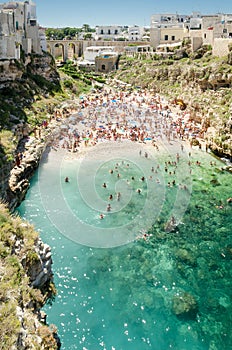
[17, 141, 232, 350]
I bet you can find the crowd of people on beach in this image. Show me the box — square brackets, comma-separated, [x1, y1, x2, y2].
[50, 85, 205, 154]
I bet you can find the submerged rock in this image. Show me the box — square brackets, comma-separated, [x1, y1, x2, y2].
[175, 248, 196, 266]
[172, 292, 198, 320]
[210, 178, 220, 186]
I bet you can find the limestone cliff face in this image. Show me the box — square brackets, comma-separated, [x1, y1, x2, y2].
[0, 53, 59, 84]
[0, 53, 61, 349]
[6, 138, 47, 210]
[0, 52, 61, 207]
[27, 55, 60, 84]
[0, 204, 60, 349]
[0, 59, 24, 81]
[15, 235, 60, 349]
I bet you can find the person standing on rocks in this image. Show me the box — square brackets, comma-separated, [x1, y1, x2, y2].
[15, 153, 21, 167]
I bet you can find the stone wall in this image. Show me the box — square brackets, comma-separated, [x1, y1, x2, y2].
[95, 55, 119, 73]
[213, 38, 232, 57]
[191, 36, 203, 52]
[47, 39, 150, 61]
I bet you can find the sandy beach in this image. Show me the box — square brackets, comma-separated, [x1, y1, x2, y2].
[47, 84, 204, 157]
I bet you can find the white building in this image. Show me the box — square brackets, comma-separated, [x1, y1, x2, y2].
[83, 46, 116, 62]
[95, 25, 124, 40]
[151, 13, 189, 28]
[128, 25, 145, 41]
[150, 13, 189, 49]
[39, 27, 47, 52]
[0, 0, 42, 60]
[150, 11, 232, 55]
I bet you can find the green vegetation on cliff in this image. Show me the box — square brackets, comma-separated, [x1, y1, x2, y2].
[0, 52, 92, 181]
[0, 203, 58, 349]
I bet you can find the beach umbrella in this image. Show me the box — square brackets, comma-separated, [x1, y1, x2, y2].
[60, 102, 69, 108]
[68, 116, 78, 124]
[60, 125, 68, 130]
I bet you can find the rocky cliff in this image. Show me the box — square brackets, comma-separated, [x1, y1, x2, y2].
[0, 203, 60, 349]
[0, 52, 61, 204]
[6, 135, 48, 211]
[0, 53, 61, 349]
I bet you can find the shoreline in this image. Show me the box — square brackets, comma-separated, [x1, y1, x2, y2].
[5, 84, 232, 211]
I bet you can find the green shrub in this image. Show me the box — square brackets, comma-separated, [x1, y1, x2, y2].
[63, 80, 73, 88]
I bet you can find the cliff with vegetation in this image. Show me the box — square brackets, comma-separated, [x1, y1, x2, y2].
[0, 203, 60, 349]
[0, 52, 64, 350]
[0, 52, 91, 205]
[110, 44, 232, 158]
[0, 51, 94, 349]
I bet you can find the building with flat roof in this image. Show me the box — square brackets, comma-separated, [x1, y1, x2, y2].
[83, 46, 116, 62]
[150, 13, 189, 49]
[0, 0, 43, 59]
[95, 25, 124, 40]
[150, 12, 232, 56]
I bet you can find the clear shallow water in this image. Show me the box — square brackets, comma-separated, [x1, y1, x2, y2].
[17, 142, 232, 350]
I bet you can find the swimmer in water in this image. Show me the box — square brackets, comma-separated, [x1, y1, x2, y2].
[65, 177, 69, 183]
[107, 204, 111, 212]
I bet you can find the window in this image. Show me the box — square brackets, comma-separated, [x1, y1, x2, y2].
[16, 21, 19, 30]
[115, 30, 118, 34]
[30, 20, 37, 26]
[172, 36, 175, 41]
[108, 29, 111, 34]
[204, 33, 206, 39]
[164, 35, 168, 41]
[100, 29, 103, 34]
[102, 64, 106, 70]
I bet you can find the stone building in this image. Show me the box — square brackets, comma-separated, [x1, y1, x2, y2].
[0, 0, 43, 60]
[150, 12, 232, 56]
[39, 27, 47, 52]
[128, 26, 145, 41]
[95, 50, 119, 73]
[150, 13, 189, 49]
[83, 46, 115, 62]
